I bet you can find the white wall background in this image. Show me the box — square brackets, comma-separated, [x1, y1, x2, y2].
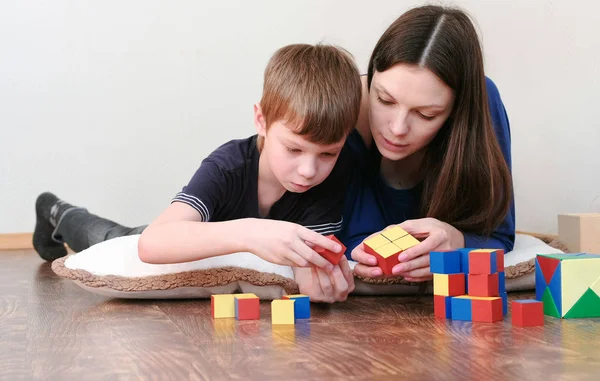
[1, 0, 599, 235]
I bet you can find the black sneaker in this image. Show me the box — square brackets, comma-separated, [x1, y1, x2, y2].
[33, 192, 68, 261]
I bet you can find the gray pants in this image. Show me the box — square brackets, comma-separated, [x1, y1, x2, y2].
[52, 208, 147, 252]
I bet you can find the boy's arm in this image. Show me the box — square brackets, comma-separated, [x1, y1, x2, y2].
[137, 203, 338, 269]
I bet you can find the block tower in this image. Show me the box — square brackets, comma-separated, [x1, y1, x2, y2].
[432, 248, 507, 322]
[535, 253, 600, 318]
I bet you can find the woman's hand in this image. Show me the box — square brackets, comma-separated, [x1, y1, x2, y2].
[392, 218, 465, 282]
[293, 256, 355, 303]
[351, 218, 464, 282]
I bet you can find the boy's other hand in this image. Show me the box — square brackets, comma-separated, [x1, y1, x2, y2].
[293, 257, 355, 303]
[242, 219, 342, 271]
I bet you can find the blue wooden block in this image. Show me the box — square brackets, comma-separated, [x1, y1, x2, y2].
[500, 292, 508, 315]
[284, 295, 310, 319]
[430, 250, 461, 274]
[499, 272, 506, 294]
[451, 297, 472, 321]
[459, 248, 476, 273]
[445, 296, 453, 318]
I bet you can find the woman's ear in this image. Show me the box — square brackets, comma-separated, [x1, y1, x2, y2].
[254, 103, 267, 137]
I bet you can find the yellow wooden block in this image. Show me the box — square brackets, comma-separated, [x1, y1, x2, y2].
[381, 226, 408, 241]
[454, 295, 500, 301]
[364, 234, 390, 250]
[272, 300, 295, 324]
[211, 294, 235, 318]
[433, 273, 449, 295]
[561, 258, 600, 314]
[393, 234, 420, 250]
[376, 242, 402, 259]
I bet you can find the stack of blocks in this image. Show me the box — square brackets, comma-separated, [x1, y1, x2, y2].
[432, 248, 507, 323]
[535, 253, 600, 318]
[362, 226, 420, 275]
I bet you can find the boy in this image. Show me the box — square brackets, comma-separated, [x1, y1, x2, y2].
[34, 43, 362, 302]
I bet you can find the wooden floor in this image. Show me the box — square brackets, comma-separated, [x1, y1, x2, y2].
[2, 250, 600, 381]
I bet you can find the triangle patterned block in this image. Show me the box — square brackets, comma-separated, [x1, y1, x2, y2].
[563, 288, 600, 318]
[548, 262, 562, 317]
[536, 255, 560, 285]
[542, 287, 560, 318]
[535, 258, 548, 301]
[560, 258, 600, 316]
[590, 275, 600, 298]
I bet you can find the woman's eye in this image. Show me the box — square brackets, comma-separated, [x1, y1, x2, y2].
[377, 96, 394, 106]
[417, 112, 435, 121]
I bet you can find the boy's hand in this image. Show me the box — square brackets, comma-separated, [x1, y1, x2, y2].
[241, 219, 343, 271]
[293, 257, 355, 303]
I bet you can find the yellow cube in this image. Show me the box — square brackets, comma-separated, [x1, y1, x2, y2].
[363, 234, 391, 250]
[377, 242, 402, 259]
[272, 300, 295, 324]
[381, 226, 409, 241]
[211, 294, 235, 318]
[393, 234, 420, 250]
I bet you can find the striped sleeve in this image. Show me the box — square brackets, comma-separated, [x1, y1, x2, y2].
[171, 161, 226, 222]
[304, 217, 344, 235]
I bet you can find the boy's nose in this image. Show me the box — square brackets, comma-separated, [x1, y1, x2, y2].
[298, 158, 317, 179]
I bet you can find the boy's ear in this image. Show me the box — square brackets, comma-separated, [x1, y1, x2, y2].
[254, 103, 267, 137]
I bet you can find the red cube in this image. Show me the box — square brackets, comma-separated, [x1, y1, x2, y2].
[512, 300, 544, 327]
[315, 235, 346, 265]
[471, 297, 503, 323]
[468, 273, 499, 297]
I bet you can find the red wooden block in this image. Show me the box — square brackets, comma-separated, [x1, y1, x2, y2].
[511, 300, 544, 327]
[471, 297, 503, 322]
[469, 250, 496, 274]
[368, 243, 403, 276]
[434, 295, 452, 319]
[235, 297, 260, 320]
[315, 235, 346, 265]
[495, 250, 505, 272]
[468, 273, 499, 297]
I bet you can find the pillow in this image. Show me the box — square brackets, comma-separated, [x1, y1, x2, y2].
[52, 233, 565, 299]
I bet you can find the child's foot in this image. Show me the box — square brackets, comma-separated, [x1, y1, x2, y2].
[32, 192, 73, 261]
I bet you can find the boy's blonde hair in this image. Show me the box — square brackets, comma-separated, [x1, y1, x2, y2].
[258, 43, 362, 149]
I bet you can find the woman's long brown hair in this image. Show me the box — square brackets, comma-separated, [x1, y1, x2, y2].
[367, 5, 513, 236]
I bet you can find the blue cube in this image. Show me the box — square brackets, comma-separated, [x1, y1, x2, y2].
[499, 272, 506, 294]
[451, 296, 472, 321]
[500, 292, 508, 315]
[283, 294, 310, 319]
[430, 250, 461, 274]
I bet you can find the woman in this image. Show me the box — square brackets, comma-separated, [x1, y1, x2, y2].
[339, 5, 515, 283]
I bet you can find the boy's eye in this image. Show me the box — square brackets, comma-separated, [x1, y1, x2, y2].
[377, 96, 394, 106]
[417, 111, 435, 121]
[321, 152, 338, 157]
[287, 147, 301, 153]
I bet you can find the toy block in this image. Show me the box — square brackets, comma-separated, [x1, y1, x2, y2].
[535, 253, 600, 318]
[363, 234, 391, 256]
[315, 235, 346, 265]
[430, 250, 461, 274]
[271, 299, 295, 324]
[234, 293, 260, 320]
[434, 273, 465, 296]
[380, 226, 409, 241]
[211, 294, 235, 318]
[282, 294, 310, 319]
[558, 213, 600, 253]
[371, 242, 402, 276]
[500, 292, 508, 315]
[450, 296, 472, 321]
[434, 295, 453, 319]
[498, 272, 506, 294]
[512, 300, 544, 327]
[469, 250, 497, 274]
[471, 296, 503, 322]
[459, 248, 473, 273]
[393, 234, 420, 250]
[468, 273, 499, 297]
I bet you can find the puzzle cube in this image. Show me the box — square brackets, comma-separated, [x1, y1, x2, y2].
[451, 296, 503, 322]
[315, 235, 346, 265]
[536, 253, 600, 318]
[363, 227, 420, 276]
[433, 273, 465, 296]
[234, 293, 260, 320]
[434, 295, 453, 319]
[211, 294, 235, 319]
[430, 250, 461, 274]
[283, 294, 310, 319]
[512, 300, 544, 327]
[468, 273, 499, 297]
[271, 299, 295, 324]
[469, 249, 503, 274]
